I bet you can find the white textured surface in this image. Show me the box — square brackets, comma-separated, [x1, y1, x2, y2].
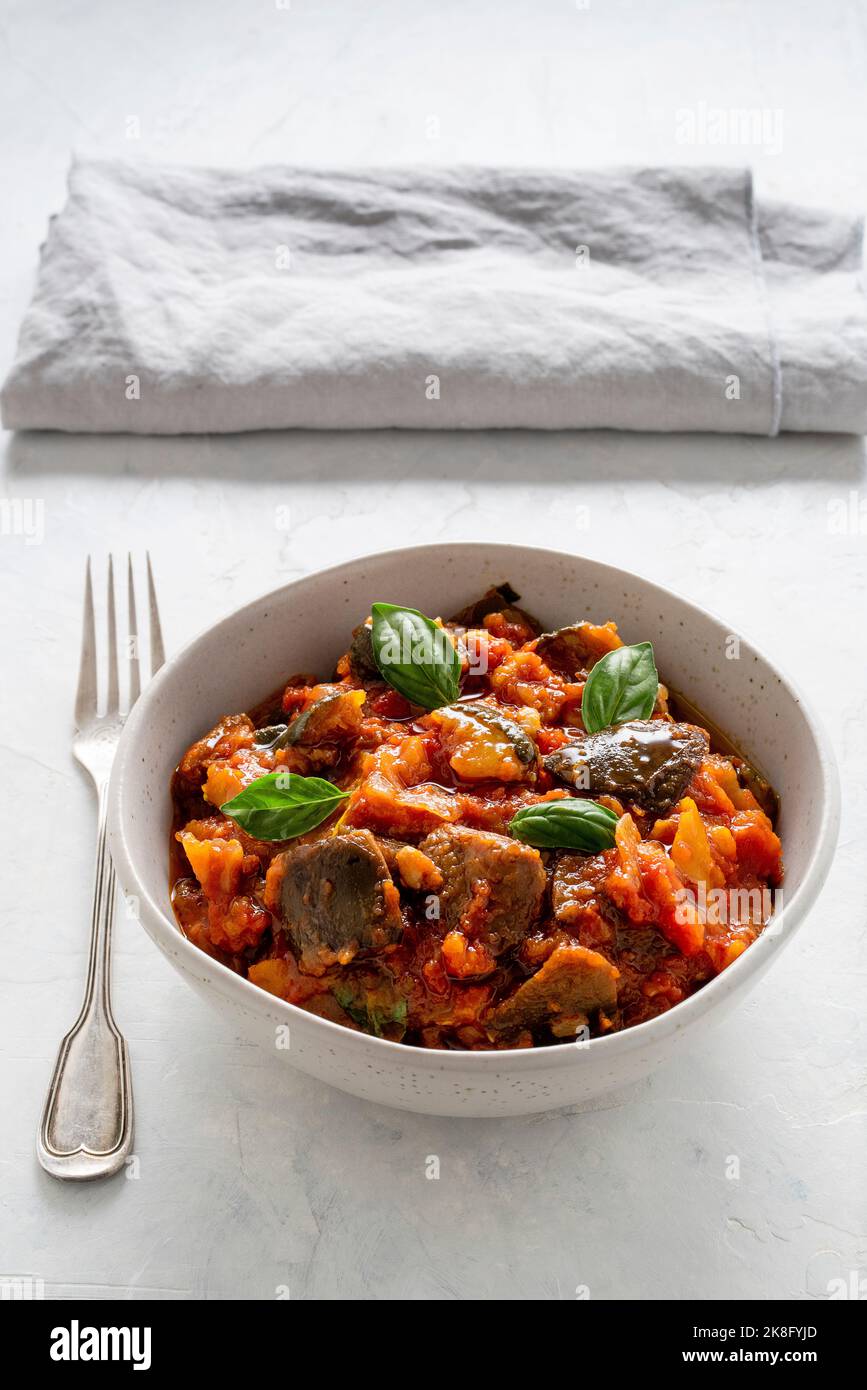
[1, 0, 866, 1301]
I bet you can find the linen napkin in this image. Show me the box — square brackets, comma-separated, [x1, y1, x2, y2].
[2, 159, 865, 435]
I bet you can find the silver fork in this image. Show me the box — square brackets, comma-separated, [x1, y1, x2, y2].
[37, 555, 164, 1181]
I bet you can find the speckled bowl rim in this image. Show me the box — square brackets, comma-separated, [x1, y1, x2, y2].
[109, 542, 840, 1073]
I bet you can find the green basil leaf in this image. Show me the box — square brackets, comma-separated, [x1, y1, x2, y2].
[370, 602, 461, 710]
[580, 641, 659, 733]
[509, 798, 619, 851]
[221, 772, 348, 841]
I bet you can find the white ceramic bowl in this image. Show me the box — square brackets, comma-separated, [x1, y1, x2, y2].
[108, 544, 839, 1117]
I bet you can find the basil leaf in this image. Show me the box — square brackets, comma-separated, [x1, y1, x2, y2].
[370, 602, 461, 710]
[580, 641, 659, 733]
[221, 772, 348, 841]
[510, 798, 619, 851]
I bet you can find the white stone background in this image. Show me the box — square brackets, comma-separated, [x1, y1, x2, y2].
[1, 0, 865, 1301]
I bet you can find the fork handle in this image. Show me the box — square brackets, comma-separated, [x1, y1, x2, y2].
[37, 779, 134, 1180]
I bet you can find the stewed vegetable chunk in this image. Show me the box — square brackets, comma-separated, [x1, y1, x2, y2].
[266, 830, 403, 968]
[534, 621, 622, 676]
[423, 701, 537, 782]
[489, 944, 619, 1034]
[419, 824, 546, 954]
[544, 719, 708, 817]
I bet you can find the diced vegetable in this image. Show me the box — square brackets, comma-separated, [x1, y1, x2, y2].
[448, 584, 541, 642]
[394, 844, 443, 891]
[424, 701, 537, 781]
[203, 763, 245, 808]
[489, 944, 619, 1032]
[285, 686, 366, 745]
[265, 829, 403, 969]
[347, 621, 379, 679]
[208, 894, 270, 953]
[544, 719, 708, 817]
[606, 813, 705, 956]
[174, 714, 256, 790]
[345, 737, 459, 836]
[177, 831, 245, 897]
[534, 620, 622, 676]
[489, 649, 569, 721]
[731, 810, 783, 883]
[441, 930, 496, 978]
[671, 797, 718, 886]
[419, 824, 546, 955]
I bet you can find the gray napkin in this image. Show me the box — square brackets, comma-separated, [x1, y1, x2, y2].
[2, 158, 865, 435]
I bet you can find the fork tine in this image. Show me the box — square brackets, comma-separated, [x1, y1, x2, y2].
[74, 557, 98, 726]
[127, 553, 141, 709]
[105, 555, 119, 716]
[146, 552, 165, 675]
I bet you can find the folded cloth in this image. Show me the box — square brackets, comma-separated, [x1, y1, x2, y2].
[2, 158, 865, 434]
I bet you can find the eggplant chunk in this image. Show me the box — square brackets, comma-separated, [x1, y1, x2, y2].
[255, 688, 365, 751]
[419, 824, 546, 954]
[269, 830, 403, 967]
[448, 584, 541, 636]
[347, 622, 379, 680]
[489, 944, 619, 1033]
[544, 719, 709, 817]
[534, 622, 622, 677]
[424, 701, 537, 782]
[286, 688, 366, 746]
